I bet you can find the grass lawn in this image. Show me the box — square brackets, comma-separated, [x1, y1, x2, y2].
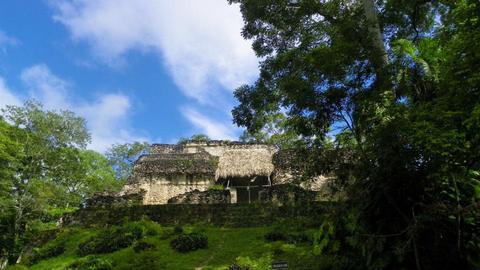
[9, 219, 330, 270]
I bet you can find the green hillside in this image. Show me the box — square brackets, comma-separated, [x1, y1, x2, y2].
[9, 218, 331, 270]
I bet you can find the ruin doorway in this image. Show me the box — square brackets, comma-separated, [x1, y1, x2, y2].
[217, 175, 271, 204]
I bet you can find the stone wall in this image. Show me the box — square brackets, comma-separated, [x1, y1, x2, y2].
[122, 175, 214, 205]
[63, 202, 333, 227]
[168, 189, 231, 204]
[85, 191, 145, 208]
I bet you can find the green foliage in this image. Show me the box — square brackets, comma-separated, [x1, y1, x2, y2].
[209, 184, 225, 191]
[77, 231, 133, 256]
[105, 142, 150, 182]
[264, 232, 310, 245]
[169, 233, 208, 253]
[0, 101, 121, 264]
[11, 221, 331, 270]
[313, 220, 338, 256]
[77, 223, 146, 256]
[29, 242, 66, 265]
[67, 256, 113, 270]
[189, 134, 211, 141]
[239, 113, 301, 149]
[178, 134, 211, 143]
[229, 253, 273, 270]
[133, 241, 155, 253]
[0, 119, 22, 259]
[231, 0, 480, 268]
[173, 226, 183, 235]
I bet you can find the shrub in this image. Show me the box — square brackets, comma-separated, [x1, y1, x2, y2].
[264, 231, 310, 244]
[170, 233, 208, 253]
[229, 254, 272, 270]
[77, 227, 139, 256]
[67, 256, 113, 270]
[173, 226, 183, 234]
[286, 232, 310, 244]
[77, 223, 150, 255]
[228, 263, 250, 270]
[133, 241, 155, 253]
[264, 232, 287, 242]
[29, 242, 66, 264]
[209, 184, 225, 191]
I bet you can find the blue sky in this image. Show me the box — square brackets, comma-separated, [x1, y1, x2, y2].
[0, 0, 258, 151]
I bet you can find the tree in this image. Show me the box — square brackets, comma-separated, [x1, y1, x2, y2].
[0, 119, 22, 264]
[105, 142, 150, 182]
[178, 134, 212, 143]
[0, 100, 120, 264]
[79, 150, 121, 195]
[230, 0, 480, 268]
[189, 134, 211, 141]
[239, 112, 303, 148]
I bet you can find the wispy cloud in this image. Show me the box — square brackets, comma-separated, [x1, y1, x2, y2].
[0, 31, 18, 46]
[50, 0, 258, 104]
[0, 77, 21, 108]
[21, 64, 70, 109]
[0, 31, 19, 53]
[50, 0, 256, 140]
[1, 64, 149, 152]
[181, 107, 238, 140]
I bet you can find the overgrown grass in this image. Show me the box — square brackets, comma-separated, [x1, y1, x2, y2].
[9, 219, 330, 270]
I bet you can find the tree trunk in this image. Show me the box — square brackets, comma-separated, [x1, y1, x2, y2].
[361, 0, 388, 67]
[360, 0, 391, 89]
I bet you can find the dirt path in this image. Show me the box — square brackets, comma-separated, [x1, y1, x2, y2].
[195, 229, 226, 270]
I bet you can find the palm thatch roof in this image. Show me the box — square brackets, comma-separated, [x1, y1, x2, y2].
[134, 152, 218, 177]
[215, 148, 275, 179]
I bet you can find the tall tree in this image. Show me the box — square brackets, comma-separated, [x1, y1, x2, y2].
[0, 101, 119, 264]
[0, 119, 22, 265]
[230, 0, 480, 268]
[105, 142, 150, 182]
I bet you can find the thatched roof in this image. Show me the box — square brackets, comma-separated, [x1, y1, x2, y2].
[215, 148, 275, 179]
[134, 152, 218, 176]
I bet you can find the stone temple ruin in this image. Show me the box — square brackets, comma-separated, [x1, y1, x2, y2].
[117, 140, 328, 205]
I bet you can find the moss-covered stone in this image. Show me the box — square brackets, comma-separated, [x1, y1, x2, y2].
[62, 202, 333, 228]
[167, 189, 230, 204]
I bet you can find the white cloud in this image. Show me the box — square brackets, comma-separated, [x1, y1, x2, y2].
[19, 64, 148, 151]
[181, 107, 238, 140]
[77, 94, 149, 151]
[50, 0, 258, 104]
[21, 64, 69, 109]
[0, 77, 21, 109]
[0, 31, 18, 52]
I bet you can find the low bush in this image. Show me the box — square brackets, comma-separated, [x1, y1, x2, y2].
[264, 231, 310, 244]
[170, 233, 208, 253]
[77, 224, 146, 256]
[173, 225, 183, 234]
[133, 241, 155, 253]
[286, 232, 310, 244]
[264, 232, 287, 242]
[228, 263, 250, 270]
[229, 254, 272, 270]
[209, 184, 225, 191]
[67, 256, 113, 270]
[29, 242, 66, 264]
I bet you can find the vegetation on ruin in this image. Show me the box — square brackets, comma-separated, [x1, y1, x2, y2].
[5, 219, 331, 270]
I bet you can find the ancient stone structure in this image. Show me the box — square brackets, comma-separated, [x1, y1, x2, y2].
[120, 140, 328, 205]
[167, 189, 231, 204]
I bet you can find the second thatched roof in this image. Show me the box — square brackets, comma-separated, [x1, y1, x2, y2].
[215, 148, 275, 180]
